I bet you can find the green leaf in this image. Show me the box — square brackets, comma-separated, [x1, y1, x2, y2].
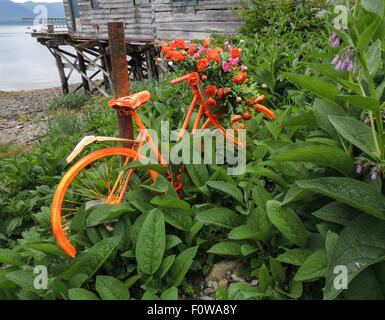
[276, 249, 313, 266]
[357, 17, 381, 52]
[68, 288, 100, 300]
[158, 255, 176, 279]
[185, 163, 210, 194]
[167, 246, 198, 287]
[324, 215, 385, 300]
[270, 257, 286, 283]
[151, 197, 191, 211]
[207, 181, 244, 204]
[271, 142, 353, 175]
[266, 200, 307, 247]
[136, 209, 166, 275]
[367, 39, 382, 76]
[282, 72, 340, 104]
[141, 175, 169, 193]
[163, 208, 193, 231]
[282, 111, 318, 127]
[276, 279, 303, 299]
[26, 243, 68, 258]
[5, 270, 45, 296]
[95, 276, 130, 300]
[0, 249, 25, 266]
[86, 203, 135, 227]
[337, 95, 380, 113]
[313, 99, 345, 142]
[294, 249, 328, 281]
[216, 285, 229, 300]
[325, 231, 339, 260]
[196, 207, 243, 229]
[161, 287, 178, 300]
[60, 236, 120, 283]
[362, 0, 384, 17]
[118, 159, 168, 174]
[228, 283, 266, 300]
[297, 177, 385, 220]
[258, 264, 273, 293]
[311, 201, 359, 226]
[208, 241, 243, 256]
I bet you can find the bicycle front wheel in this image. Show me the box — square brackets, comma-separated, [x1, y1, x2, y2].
[51, 147, 158, 258]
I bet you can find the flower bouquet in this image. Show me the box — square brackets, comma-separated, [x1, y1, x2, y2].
[156, 38, 275, 130]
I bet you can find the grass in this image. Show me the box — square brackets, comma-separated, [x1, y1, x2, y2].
[45, 92, 93, 112]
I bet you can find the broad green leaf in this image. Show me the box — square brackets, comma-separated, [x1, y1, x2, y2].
[266, 200, 307, 247]
[258, 264, 273, 293]
[167, 246, 198, 287]
[337, 95, 380, 113]
[367, 39, 382, 76]
[325, 231, 339, 260]
[271, 142, 353, 175]
[161, 287, 178, 300]
[328, 116, 379, 160]
[313, 99, 345, 142]
[252, 183, 272, 210]
[295, 249, 328, 281]
[357, 17, 381, 52]
[216, 285, 229, 300]
[151, 197, 191, 211]
[95, 276, 130, 300]
[208, 241, 243, 256]
[207, 181, 244, 204]
[324, 215, 385, 300]
[86, 203, 135, 227]
[228, 283, 266, 300]
[26, 243, 68, 258]
[311, 201, 359, 226]
[60, 236, 120, 282]
[166, 234, 182, 250]
[136, 209, 165, 275]
[270, 257, 286, 283]
[275, 279, 303, 299]
[141, 175, 169, 193]
[5, 270, 45, 296]
[162, 208, 193, 231]
[282, 72, 340, 104]
[185, 164, 210, 194]
[0, 249, 25, 266]
[362, 0, 384, 17]
[276, 249, 313, 266]
[246, 167, 289, 188]
[68, 288, 100, 300]
[282, 111, 318, 127]
[297, 177, 385, 220]
[196, 207, 243, 229]
[158, 255, 176, 279]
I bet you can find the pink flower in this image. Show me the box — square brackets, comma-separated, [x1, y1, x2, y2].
[228, 45, 233, 51]
[230, 57, 239, 67]
[225, 41, 229, 46]
[222, 61, 232, 72]
[241, 65, 248, 71]
[198, 48, 207, 55]
[193, 52, 199, 59]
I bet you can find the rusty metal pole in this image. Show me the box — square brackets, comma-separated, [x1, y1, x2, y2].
[107, 22, 133, 148]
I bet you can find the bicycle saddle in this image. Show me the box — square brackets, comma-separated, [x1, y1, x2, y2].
[108, 91, 151, 111]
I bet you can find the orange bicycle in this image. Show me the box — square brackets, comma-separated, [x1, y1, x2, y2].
[51, 72, 275, 258]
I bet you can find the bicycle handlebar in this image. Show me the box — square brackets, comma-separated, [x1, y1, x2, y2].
[170, 73, 192, 85]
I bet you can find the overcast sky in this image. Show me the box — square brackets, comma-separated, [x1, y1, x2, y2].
[12, 0, 63, 3]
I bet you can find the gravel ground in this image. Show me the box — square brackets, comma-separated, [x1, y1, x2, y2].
[0, 85, 80, 146]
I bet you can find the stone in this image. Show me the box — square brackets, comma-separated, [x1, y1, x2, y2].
[205, 260, 243, 283]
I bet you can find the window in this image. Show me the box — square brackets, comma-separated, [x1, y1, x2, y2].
[169, 0, 197, 7]
[91, 0, 103, 9]
[134, 0, 150, 5]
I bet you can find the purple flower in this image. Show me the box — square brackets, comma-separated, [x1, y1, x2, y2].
[355, 262, 361, 270]
[329, 32, 337, 42]
[335, 60, 343, 71]
[371, 171, 378, 180]
[331, 54, 340, 65]
[342, 56, 351, 70]
[332, 37, 341, 48]
[356, 166, 363, 174]
[365, 117, 371, 126]
[347, 60, 354, 71]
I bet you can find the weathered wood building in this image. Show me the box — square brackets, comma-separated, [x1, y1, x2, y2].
[33, 0, 243, 95]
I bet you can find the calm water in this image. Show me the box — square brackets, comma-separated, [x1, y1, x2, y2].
[0, 25, 83, 91]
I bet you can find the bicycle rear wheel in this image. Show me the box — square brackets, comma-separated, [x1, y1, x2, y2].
[51, 147, 158, 258]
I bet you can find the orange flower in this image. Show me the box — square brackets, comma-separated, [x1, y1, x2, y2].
[206, 49, 221, 65]
[188, 43, 196, 56]
[188, 72, 200, 86]
[165, 50, 175, 61]
[231, 115, 242, 122]
[206, 85, 217, 97]
[230, 48, 241, 59]
[161, 43, 170, 55]
[173, 39, 186, 50]
[232, 72, 247, 84]
[253, 95, 265, 104]
[197, 58, 210, 72]
[218, 88, 224, 99]
[206, 98, 217, 108]
[202, 75, 207, 81]
[203, 38, 210, 48]
[224, 88, 231, 95]
[242, 113, 252, 120]
[172, 51, 187, 61]
[215, 47, 224, 54]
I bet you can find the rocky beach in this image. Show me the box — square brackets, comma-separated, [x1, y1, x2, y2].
[0, 85, 80, 147]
